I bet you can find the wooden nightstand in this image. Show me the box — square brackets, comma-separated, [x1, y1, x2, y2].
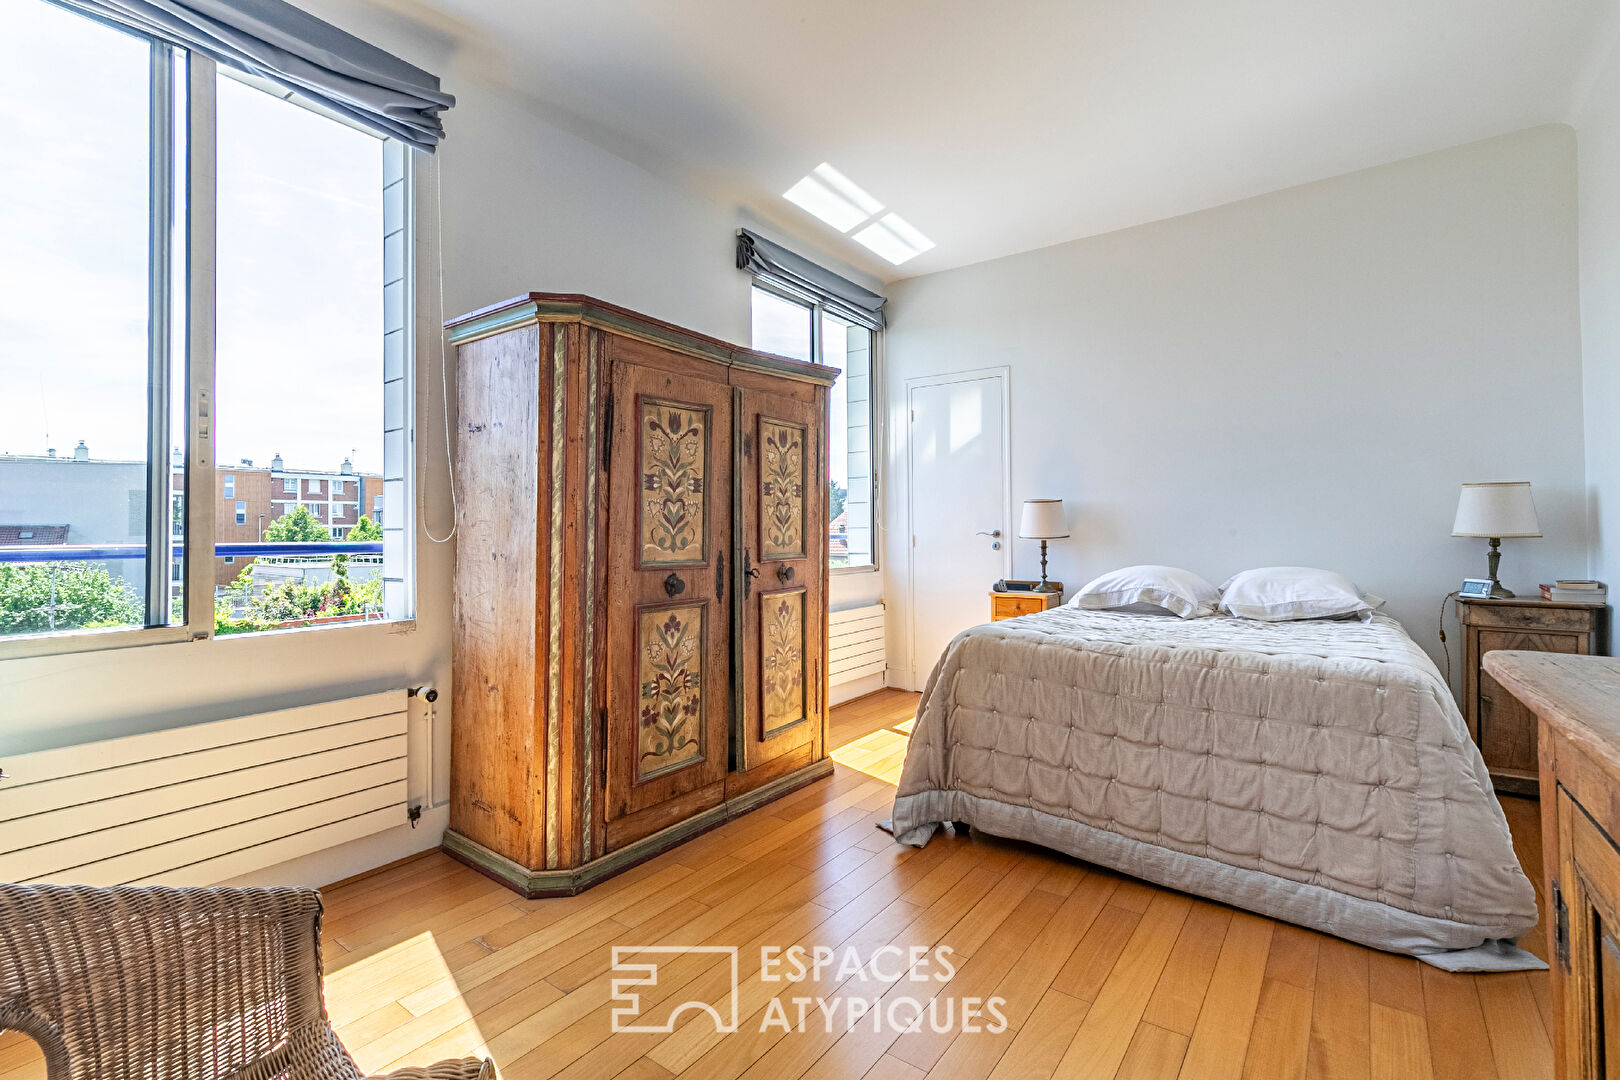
[1460, 595, 1608, 796]
[991, 582, 1064, 621]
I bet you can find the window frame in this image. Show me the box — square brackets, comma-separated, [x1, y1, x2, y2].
[748, 279, 881, 576]
[0, 15, 420, 660]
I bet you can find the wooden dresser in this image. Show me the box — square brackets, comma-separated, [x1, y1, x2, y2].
[1487, 651, 1620, 1080]
[1460, 596, 1607, 795]
[442, 294, 838, 896]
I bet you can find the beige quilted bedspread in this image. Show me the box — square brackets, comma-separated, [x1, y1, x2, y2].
[890, 607, 1539, 961]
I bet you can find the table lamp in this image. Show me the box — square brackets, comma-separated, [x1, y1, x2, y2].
[1451, 481, 1541, 598]
[1019, 498, 1068, 593]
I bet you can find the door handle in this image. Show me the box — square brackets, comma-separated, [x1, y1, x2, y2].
[777, 564, 794, 584]
[664, 573, 686, 598]
[975, 529, 1002, 537]
[744, 549, 760, 599]
[716, 551, 725, 602]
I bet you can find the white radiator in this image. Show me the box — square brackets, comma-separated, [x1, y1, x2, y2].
[0, 690, 410, 887]
[829, 602, 887, 688]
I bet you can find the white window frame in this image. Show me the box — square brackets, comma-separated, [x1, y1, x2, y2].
[223, 473, 234, 497]
[0, 16, 420, 660]
[234, 500, 246, 525]
[748, 280, 881, 575]
[282, 477, 297, 493]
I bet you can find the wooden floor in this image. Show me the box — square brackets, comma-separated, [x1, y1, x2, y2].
[0, 689, 1554, 1080]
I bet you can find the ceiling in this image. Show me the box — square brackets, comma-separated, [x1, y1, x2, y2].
[405, 0, 1616, 283]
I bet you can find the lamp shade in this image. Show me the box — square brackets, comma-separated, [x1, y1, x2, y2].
[1019, 498, 1069, 540]
[1451, 481, 1541, 538]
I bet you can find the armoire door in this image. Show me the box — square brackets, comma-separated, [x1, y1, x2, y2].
[1557, 786, 1620, 1078]
[604, 358, 733, 829]
[735, 384, 824, 771]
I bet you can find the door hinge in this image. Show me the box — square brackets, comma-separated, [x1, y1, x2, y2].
[1554, 880, 1571, 972]
[602, 393, 614, 471]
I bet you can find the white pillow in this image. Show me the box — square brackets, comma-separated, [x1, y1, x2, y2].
[1219, 567, 1385, 622]
[1072, 565, 1220, 619]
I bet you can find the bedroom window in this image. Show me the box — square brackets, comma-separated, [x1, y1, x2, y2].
[0, 2, 187, 648]
[749, 284, 876, 570]
[0, 0, 419, 657]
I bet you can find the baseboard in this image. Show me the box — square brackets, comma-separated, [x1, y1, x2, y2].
[442, 758, 836, 898]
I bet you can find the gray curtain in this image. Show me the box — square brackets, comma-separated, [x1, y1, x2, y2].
[57, 0, 453, 151]
[736, 229, 886, 331]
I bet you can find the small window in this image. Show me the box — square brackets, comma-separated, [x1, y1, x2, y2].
[234, 500, 246, 525]
[17, 531, 34, 541]
[309, 479, 323, 495]
[283, 477, 297, 493]
[223, 473, 235, 498]
[331, 526, 344, 538]
[223, 556, 235, 564]
[749, 285, 877, 570]
[333, 480, 345, 495]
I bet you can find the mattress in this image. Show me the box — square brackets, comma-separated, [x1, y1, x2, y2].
[889, 607, 1540, 966]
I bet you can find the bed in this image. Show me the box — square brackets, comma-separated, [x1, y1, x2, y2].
[888, 606, 1540, 969]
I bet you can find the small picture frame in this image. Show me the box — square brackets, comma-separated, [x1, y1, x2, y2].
[1459, 578, 1495, 600]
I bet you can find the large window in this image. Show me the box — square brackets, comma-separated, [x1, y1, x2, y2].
[0, 2, 185, 641]
[750, 285, 876, 569]
[0, 1, 414, 652]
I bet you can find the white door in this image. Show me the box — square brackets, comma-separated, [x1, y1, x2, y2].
[907, 370, 1010, 688]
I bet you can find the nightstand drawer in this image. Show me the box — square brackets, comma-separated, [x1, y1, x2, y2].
[1459, 603, 1599, 632]
[990, 590, 1063, 621]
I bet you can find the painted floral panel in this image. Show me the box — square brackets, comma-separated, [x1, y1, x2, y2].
[637, 603, 705, 780]
[759, 418, 806, 559]
[640, 399, 708, 566]
[761, 589, 806, 737]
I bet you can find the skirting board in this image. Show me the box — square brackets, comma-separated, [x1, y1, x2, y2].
[442, 758, 835, 898]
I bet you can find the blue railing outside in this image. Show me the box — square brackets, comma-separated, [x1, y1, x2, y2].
[0, 542, 383, 564]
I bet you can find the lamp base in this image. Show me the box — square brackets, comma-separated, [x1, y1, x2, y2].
[1484, 537, 1514, 599]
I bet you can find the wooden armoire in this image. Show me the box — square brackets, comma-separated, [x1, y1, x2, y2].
[442, 294, 837, 896]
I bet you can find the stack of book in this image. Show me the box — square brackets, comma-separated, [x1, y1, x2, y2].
[1540, 579, 1609, 603]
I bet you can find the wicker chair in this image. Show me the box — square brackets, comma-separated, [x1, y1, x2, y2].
[0, 883, 493, 1080]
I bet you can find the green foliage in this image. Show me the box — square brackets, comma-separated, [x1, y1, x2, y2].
[828, 482, 848, 524]
[263, 504, 329, 542]
[348, 515, 382, 541]
[0, 562, 141, 635]
[212, 562, 384, 635]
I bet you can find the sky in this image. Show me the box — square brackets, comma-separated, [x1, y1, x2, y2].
[0, 0, 385, 475]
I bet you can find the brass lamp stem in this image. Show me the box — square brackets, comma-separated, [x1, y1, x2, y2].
[1486, 537, 1515, 599]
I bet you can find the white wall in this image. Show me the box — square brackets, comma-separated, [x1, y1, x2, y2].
[1577, 39, 1620, 640]
[0, 0, 888, 887]
[882, 125, 1588, 693]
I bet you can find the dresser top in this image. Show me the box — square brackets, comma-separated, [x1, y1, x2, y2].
[444, 292, 841, 386]
[1484, 651, 1620, 772]
[1459, 594, 1609, 611]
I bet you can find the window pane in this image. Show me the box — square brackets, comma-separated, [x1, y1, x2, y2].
[0, 3, 182, 640]
[215, 73, 397, 633]
[822, 315, 873, 568]
[751, 286, 813, 362]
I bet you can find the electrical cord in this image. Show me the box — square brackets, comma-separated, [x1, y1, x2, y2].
[1436, 590, 1460, 690]
[423, 161, 458, 545]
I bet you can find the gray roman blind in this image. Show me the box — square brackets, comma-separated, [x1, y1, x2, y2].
[736, 229, 886, 331]
[57, 0, 454, 150]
